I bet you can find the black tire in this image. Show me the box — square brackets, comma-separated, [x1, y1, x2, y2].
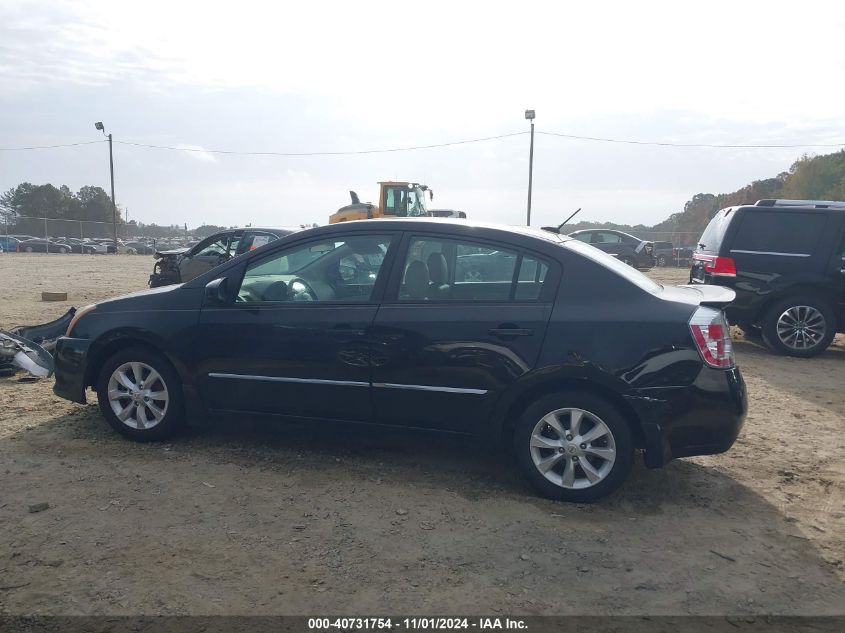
[620, 257, 634, 267]
[25, 246, 33, 253]
[96, 347, 184, 441]
[657, 255, 667, 267]
[513, 391, 634, 502]
[761, 296, 836, 358]
[59, 247, 69, 254]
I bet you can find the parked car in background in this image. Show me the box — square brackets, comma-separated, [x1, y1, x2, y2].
[673, 246, 694, 267]
[54, 238, 104, 254]
[125, 241, 156, 255]
[652, 241, 674, 266]
[429, 209, 468, 218]
[0, 236, 20, 252]
[567, 229, 655, 270]
[149, 227, 296, 287]
[17, 238, 72, 253]
[690, 198, 845, 357]
[55, 219, 746, 502]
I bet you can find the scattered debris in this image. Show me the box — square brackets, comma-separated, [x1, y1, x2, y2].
[28, 502, 50, 513]
[709, 549, 737, 563]
[41, 291, 68, 302]
[395, 508, 408, 516]
[201, 481, 215, 488]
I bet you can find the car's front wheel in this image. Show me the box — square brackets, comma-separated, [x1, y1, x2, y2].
[513, 391, 634, 502]
[762, 296, 836, 358]
[96, 347, 184, 441]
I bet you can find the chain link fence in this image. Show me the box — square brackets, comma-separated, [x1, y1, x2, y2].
[1, 216, 193, 243]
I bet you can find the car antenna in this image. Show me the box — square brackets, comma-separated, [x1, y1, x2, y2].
[541, 208, 581, 234]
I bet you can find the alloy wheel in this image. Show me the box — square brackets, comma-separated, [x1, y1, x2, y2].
[107, 361, 169, 430]
[529, 407, 617, 490]
[776, 305, 826, 351]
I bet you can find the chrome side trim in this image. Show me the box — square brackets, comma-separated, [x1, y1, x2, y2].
[730, 250, 810, 257]
[208, 373, 368, 387]
[372, 382, 488, 395]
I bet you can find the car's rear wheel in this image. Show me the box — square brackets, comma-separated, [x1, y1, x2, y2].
[513, 391, 634, 502]
[762, 296, 836, 358]
[25, 246, 33, 253]
[59, 246, 69, 254]
[620, 257, 633, 266]
[96, 347, 184, 441]
[657, 255, 667, 267]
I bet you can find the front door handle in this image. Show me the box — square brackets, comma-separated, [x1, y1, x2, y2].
[489, 326, 534, 337]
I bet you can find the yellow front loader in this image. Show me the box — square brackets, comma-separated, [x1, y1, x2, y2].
[329, 181, 433, 223]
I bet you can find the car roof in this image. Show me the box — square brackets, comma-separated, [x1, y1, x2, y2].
[309, 217, 569, 245]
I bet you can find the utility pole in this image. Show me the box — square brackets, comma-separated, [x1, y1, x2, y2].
[94, 122, 118, 251]
[525, 109, 536, 226]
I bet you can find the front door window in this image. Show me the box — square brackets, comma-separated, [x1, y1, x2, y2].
[237, 235, 393, 303]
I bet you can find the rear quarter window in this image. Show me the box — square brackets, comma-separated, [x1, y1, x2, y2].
[563, 240, 661, 294]
[731, 211, 826, 255]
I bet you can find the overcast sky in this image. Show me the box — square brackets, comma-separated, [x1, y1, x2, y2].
[1, 0, 844, 229]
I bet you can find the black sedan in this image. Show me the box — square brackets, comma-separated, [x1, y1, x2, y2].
[54, 219, 746, 502]
[17, 238, 72, 253]
[568, 229, 655, 269]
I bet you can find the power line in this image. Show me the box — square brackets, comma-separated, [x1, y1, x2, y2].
[0, 140, 106, 151]
[113, 132, 529, 156]
[537, 130, 845, 149]
[3, 130, 845, 154]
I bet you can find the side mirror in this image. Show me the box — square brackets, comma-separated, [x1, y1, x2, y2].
[204, 277, 229, 305]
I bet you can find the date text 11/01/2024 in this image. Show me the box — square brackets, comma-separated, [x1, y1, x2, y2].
[308, 618, 528, 630]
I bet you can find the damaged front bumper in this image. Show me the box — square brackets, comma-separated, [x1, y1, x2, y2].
[0, 331, 54, 377]
[0, 308, 76, 378]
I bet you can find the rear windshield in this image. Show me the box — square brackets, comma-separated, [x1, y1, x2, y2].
[563, 240, 661, 294]
[697, 208, 733, 254]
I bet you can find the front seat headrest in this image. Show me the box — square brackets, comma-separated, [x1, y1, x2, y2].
[404, 260, 429, 299]
[427, 252, 449, 284]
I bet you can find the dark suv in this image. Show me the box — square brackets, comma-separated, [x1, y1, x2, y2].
[54, 219, 746, 502]
[690, 199, 845, 357]
[568, 229, 655, 269]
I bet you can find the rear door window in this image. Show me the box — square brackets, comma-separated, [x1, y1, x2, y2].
[731, 211, 826, 256]
[398, 237, 550, 302]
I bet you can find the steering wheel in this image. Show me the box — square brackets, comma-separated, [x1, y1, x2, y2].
[289, 278, 318, 301]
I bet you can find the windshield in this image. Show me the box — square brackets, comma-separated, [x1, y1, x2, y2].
[384, 185, 427, 217]
[564, 239, 662, 294]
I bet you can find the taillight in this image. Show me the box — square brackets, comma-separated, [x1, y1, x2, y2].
[692, 253, 736, 277]
[689, 307, 735, 368]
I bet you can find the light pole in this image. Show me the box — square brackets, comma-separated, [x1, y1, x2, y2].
[94, 122, 117, 251]
[525, 109, 535, 226]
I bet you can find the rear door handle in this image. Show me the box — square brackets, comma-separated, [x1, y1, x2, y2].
[489, 327, 534, 337]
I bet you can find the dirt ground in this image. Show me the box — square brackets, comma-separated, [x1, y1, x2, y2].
[0, 254, 842, 616]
